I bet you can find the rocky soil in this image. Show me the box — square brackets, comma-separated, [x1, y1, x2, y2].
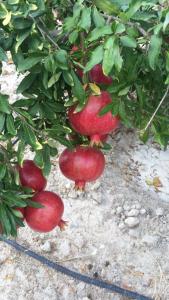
[0, 63, 169, 300]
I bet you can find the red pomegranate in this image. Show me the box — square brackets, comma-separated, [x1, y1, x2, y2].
[68, 91, 120, 145]
[25, 191, 66, 233]
[89, 64, 112, 85]
[59, 146, 105, 190]
[18, 160, 47, 192]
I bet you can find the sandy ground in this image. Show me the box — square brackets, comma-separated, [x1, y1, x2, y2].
[0, 63, 169, 300]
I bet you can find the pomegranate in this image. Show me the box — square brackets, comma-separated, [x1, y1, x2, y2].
[68, 91, 120, 145]
[25, 191, 66, 232]
[59, 146, 105, 190]
[18, 160, 47, 192]
[89, 64, 112, 85]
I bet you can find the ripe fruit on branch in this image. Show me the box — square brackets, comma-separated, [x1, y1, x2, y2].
[89, 64, 112, 86]
[59, 146, 105, 190]
[25, 191, 66, 233]
[18, 160, 47, 192]
[68, 91, 119, 146]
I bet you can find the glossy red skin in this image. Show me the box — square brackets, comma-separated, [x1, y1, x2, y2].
[25, 191, 64, 233]
[68, 91, 119, 137]
[18, 160, 47, 192]
[59, 146, 105, 186]
[89, 64, 112, 85]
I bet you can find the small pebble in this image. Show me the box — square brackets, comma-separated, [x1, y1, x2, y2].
[40, 241, 52, 253]
[140, 208, 146, 215]
[125, 209, 139, 217]
[155, 207, 164, 217]
[128, 229, 140, 238]
[142, 234, 159, 247]
[125, 217, 140, 228]
[116, 206, 123, 215]
[123, 205, 130, 211]
[118, 222, 126, 230]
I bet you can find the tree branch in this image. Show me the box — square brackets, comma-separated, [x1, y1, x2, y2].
[30, 16, 60, 49]
[104, 14, 148, 37]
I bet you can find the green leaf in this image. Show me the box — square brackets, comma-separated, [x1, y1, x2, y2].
[125, 0, 142, 20]
[115, 23, 126, 34]
[12, 18, 33, 30]
[71, 70, 86, 104]
[69, 30, 78, 44]
[63, 71, 74, 86]
[99, 103, 113, 116]
[0, 113, 5, 131]
[6, 115, 16, 135]
[54, 50, 68, 70]
[34, 150, 44, 169]
[25, 200, 44, 208]
[2, 11, 11, 26]
[48, 72, 61, 88]
[22, 124, 42, 150]
[79, 7, 91, 32]
[17, 140, 25, 166]
[94, 0, 120, 14]
[18, 55, 44, 72]
[17, 73, 37, 94]
[92, 6, 105, 27]
[0, 47, 7, 62]
[15, 30, 31, 53]
[103, 36, 115, 75]
[88, 25, 112, 42]
[42, 144, 51, 177]
[163, 11, 169, 32]
[0, 164, 6, 180]
[7, 0, 19, 4]
[0, 94, 10, 114]
[148, 35, 162, 70]
[120, 35, 137, 48]
[84, 45, 104, 72]
[0, 205, 11, 236]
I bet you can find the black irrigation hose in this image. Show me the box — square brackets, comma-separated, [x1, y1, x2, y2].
[0, 238, 153, 300]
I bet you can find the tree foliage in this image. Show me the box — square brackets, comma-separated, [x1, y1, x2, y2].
[0, 0, 169, 235]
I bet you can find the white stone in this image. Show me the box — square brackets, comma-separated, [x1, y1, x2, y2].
[58, 240, 70, 257]
[40, 241, 52, 253]
[128, 229, 140, 238]
[142, 234, 159, 246]
[124, 217, 140, 228]
[123, 205, 130, 211]
[116, 206, 123, 214]
[77, 282, 85, 291]
[155, 207, 164, 217]
[125, 209, 139, 217]
[140, 208, 146, 215]
[135, 203, 141, 210]
[118, 222, 126, 230]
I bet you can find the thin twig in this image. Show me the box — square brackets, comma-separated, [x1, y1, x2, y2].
[144, 86, 169, 132]
[30, 16, 60, 49]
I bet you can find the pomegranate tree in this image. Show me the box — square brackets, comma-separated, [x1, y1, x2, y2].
[59, 146, 105, 190]
[68, 91, 120, 145]
[0, 0, 168, 236]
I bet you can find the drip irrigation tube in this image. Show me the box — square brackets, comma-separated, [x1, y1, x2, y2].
[0, 238, 153, 300]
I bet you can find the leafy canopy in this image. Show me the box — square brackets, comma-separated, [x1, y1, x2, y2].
[0, 0, 169, 235]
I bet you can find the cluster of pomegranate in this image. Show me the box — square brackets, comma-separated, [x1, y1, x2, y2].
[17, 160, 66, 233]
[16, 56, 120, 234]
[59, 49, 120, 190]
